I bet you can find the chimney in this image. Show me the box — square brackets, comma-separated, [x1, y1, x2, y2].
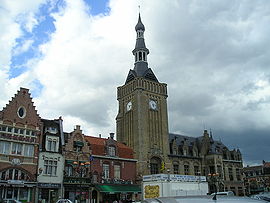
[99, 134, 101, 138]
[75, 125, 80, 130]
[109, 133, 114, 139]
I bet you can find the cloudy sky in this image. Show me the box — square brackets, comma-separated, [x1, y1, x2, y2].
[1, 0, 270, 166]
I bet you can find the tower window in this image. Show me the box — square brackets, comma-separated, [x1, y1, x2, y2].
[139, 52, 142, 60]
[137, 31, 143, 38]
[143, 52, 146, 61]
[135, 53, 138, 62]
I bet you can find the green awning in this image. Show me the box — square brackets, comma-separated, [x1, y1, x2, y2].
[95, 185, 141, 193]
[66, 160, 74, 164]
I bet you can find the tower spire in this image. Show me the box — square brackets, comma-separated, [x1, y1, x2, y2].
[132, 13, 149, 76]
[125, 13, 158, 84]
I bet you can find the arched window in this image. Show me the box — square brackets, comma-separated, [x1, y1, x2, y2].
[0, 168, 30, 180]
[150, 157, 161, 174]
[65, 165, 73, 176]
[143, 52, 146, 61]
[139, 52, 142, 60]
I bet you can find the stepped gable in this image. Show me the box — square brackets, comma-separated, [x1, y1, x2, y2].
[0, 87, 41, 129]
[84, 135, 134, 159]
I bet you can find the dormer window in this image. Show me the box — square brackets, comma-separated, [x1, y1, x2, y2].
[108, 146, 116, 156]
[46, 127, 58, 134]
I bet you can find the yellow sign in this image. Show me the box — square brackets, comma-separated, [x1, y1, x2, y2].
[144, 185, 160, 199]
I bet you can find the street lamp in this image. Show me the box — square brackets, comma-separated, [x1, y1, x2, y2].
[167, 169, 170, 182]
[73, 159, 90, 203]
[208, 173, 219, 194]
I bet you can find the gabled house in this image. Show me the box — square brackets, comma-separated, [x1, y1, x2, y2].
[63, 125, 92, 203]
[37, 117, 65, 202]
[84, 133, 140, 203]
[0, 88, 41, 202]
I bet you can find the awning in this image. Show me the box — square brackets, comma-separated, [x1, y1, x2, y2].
[95, 185, 141, 193]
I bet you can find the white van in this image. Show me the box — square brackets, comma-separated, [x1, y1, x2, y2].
[211, 191, 235, 196]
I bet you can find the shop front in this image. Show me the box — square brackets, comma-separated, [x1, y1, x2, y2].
[38, 183, 62, 203]
[64, 185, 90, 203]
[95, 184, 141, 203]
[0, 180, 36, 202]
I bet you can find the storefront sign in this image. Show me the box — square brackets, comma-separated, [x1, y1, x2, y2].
[38, 183, 61, 188]
[7, 180, 24, 185]
[144, 185, 159, 199]
[143, 174, 206, 182]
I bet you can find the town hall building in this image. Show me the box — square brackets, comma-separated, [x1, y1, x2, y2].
[116, 14, 244, 196]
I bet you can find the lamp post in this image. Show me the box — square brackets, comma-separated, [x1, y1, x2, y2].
[208, 173, 219, 194]
[167, 169, 170, 182]
[73, 158, 90, 203]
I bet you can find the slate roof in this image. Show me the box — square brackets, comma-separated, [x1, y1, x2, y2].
[169, 133, 197, 146]
[135, 14, 145, 31]
[169, 132, 228, 154]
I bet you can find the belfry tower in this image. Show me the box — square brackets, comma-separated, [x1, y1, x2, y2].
[116, 14, 170, 177]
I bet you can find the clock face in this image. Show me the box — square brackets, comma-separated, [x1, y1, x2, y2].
[149, 100, 157, 110]
[126, 101, 132, 111]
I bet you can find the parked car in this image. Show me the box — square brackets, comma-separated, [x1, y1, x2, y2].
[56, 199, 73, 203]
[251, 192, 270, 202]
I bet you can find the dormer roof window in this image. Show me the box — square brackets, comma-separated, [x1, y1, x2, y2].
[108, 146, 116, 156]
[46, 127, 58, 134]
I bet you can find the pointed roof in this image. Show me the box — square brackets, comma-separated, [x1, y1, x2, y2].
[0, 87, 41, 129]
[135, 13, 145, 31]
[125, 14, 158, 84]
